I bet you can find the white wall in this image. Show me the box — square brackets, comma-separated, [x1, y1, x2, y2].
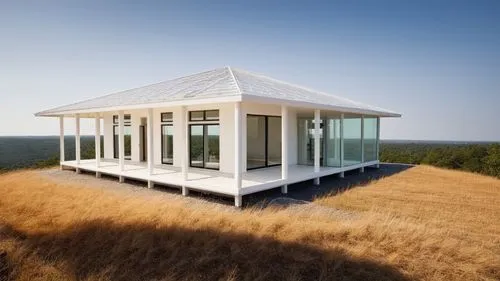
[103, 113, 114, 159]
[102, 101, 297, 173]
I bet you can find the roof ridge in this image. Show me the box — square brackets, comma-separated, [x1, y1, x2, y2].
[226, 66, 243, 96]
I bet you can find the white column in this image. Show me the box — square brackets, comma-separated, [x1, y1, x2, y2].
[118, 111, 125, 176]
[281, 105, 288, 194]
[313, 109, 320, 185]
[182, 106, 188, 181]
[95, 115, 101, 167]
[147, 109, 154, 176]
[339, 113, 345, 178]
[75, 114, 81, 168]
[376, 117, 381, 168]
[360, 115, 365, 173]
[234, 102, 242, 206]
[59, 117, 65, 167]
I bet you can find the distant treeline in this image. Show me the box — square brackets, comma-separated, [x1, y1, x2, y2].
[380, 142, 500, 178]
[0, 136, 100, 172]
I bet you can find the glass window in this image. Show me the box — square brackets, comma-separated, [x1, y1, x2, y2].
[247, 116, 266, 169]
[113, 114, 131, 124]
[206, 125, 220, 169]
[343, 117, 362, 166]
[161, 112, 173, 123]
[246, 115, 281, 170]
[189, 111, 204, 121]
[297, 118, 323, 166]
[267, 116, 282, 166]
[113, 125, 132, 160]
[325, 118, 341, 167]
[205, 110, 219, 121]
[161, 125, 174, 164]
[190, 125, 204, 168]
[363, 117, 378, 162]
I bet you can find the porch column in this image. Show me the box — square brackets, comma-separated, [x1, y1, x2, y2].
[313, 109, 320, 185]
[339, 113, 345, 178]
[95, 116, 101, 166]
[59, 116, 64, 169]
[376, 117, 380, 168]
[118, 111, 125, 182]
[234, 102, 242, 207]
[147, 109, 154, 176]
[75, 114, 81, 174]
[181, 106, 189, 195]
[360, 115, 365, 173]
[281, 105, 288, 194]
[95, 116, 101, 176]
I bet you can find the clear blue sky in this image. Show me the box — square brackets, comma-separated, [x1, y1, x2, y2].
[1, 0, 499, 141]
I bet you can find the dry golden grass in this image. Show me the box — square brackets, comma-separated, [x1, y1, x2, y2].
[0, 166, 498, 281]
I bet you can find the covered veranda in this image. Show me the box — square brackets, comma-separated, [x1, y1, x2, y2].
[56, 102, 381, 207]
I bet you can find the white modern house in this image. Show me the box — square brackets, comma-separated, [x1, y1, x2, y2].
[36, 67, 400, 207]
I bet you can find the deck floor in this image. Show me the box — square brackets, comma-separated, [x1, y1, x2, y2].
[61, 159, 379, 197]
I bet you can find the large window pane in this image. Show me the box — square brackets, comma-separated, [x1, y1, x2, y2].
[343, 117, 362, 165]
[247, 116, 266, 169]
[113, 125, 131, 160]
[190, 125, 204, 168]
[162, 125, 174, 164]
[206, 125, 220, 169]
[325, 118, 341, 167]
[267, 116, 282, 166]
[205, 110, 219, 121]
[297, 118, 323, 166]
[124, 126, 131, 160]
[363, 118, 378, 162]
[189, 111, 204, 121]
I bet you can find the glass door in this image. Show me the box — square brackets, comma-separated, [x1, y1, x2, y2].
[189, 124, 220, 170]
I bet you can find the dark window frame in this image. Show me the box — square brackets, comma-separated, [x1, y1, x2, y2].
[160, 112, 174, 165]
[113, 125, 132, 160]
[161, 124, 174, 165]
[188, 123, 220, 170]
[189, 110, 219, 122]
[246, 114, 282, 170]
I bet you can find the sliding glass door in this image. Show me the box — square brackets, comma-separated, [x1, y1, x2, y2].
[161, 125, 174, 164]
[246, 115, 281, 170]
[189, 124, 220, 170]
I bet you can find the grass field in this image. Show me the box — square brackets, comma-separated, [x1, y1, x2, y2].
[0, 165, 499, 281]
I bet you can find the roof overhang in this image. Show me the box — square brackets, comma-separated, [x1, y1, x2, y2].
[35, 94, 401, 118]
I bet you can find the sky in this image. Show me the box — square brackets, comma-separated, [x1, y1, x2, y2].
[1, 0, 499, 141]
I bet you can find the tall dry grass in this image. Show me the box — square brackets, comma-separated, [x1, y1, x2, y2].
[0, 166, 498, 281]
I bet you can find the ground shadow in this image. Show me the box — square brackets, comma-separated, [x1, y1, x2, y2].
[0, 220, 411, 281]
[244, 163, 414, 207]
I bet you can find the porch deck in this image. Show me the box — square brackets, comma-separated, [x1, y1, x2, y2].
[61, 159, 379, 197]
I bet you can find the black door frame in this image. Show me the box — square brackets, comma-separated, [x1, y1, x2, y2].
[246, 114, 282, 170]
[188, 123, 220, 170]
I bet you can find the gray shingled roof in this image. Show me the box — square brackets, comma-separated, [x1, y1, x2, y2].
[36, 67, 400, 117]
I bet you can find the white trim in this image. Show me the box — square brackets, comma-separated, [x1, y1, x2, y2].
[59, 117, 64, 163]
[147, 108, 154, 175]
[75, 114, 80, 165]
[314, 109, 320, 185]
[376, 117, 381, 161]
[36, 96, 242, 117]
[118, 111, 125, 172]
[182, 106, 188, 181]
[281, 105, 288, 194]
[234, 102, 242, 193]
[340, 113, 344, 168]
[241, 95, 401, 118]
